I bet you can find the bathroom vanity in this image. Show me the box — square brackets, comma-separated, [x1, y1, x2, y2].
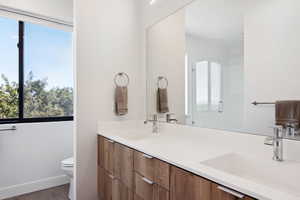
[98, 135, 253, 200]
[97, 121, 300, 200]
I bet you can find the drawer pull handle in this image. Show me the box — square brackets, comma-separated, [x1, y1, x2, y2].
[217, 186, 245, 199]
[109, 174, 115, 179]
[108, 140, 115, 143]
[142, 177, 154, 185]
[142, 154, 153, 159]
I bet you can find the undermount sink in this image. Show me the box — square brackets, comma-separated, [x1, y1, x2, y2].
[200, 153, 300, 196]
[112, 130, 154, 141]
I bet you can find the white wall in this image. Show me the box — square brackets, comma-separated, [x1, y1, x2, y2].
[75, 0, 144, 199]
[244, 0, 300, 135]
[0, 0, 73, 22]
[147, 9, 186, 122]
[138, 0, 193, 28]
[0, 122, 73, 199]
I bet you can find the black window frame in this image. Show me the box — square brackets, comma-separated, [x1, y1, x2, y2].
[0, 21, 73, 124]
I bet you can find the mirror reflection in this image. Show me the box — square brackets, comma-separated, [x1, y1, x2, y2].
[146, 0, 300, 136]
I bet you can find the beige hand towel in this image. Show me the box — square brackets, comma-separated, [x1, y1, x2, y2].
[275, 100, 300, 126]
[157, 88, 169, 113]
[115, 86, 128, 116]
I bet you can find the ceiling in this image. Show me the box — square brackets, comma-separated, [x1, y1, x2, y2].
[185, 0, 254, 43]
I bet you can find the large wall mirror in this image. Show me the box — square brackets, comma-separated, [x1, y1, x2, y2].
[146, 0, 300, 136]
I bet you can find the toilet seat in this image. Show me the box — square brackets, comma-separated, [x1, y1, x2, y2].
[61, 157, 74, 200]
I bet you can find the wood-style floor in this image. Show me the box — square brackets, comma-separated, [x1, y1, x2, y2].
[5, 184, 69, 200]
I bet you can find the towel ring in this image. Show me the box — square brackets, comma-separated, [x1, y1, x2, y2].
[114, 72, 130, 87]
[157, 76, 168, 89]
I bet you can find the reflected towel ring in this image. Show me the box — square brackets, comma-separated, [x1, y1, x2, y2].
[114, 72, 130, 87]
[157, 76, 168, 89]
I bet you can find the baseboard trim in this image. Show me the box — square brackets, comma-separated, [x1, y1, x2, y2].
[0, 175, 70, 200]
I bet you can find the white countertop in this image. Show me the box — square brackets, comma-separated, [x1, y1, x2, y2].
[97, 120, 300, 200]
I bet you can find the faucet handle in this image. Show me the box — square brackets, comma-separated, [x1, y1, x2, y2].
[153, 114, 158, 121]
[166, 113, 177, 123]
[273, 125, 283, 138]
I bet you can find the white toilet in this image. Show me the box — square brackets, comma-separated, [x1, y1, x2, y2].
[61, 157, 74, 200]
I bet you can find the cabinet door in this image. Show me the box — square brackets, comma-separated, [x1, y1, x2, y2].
[211, 183, 255, 200]
[103, 138, 115, 174]
[98, 136, 105, 167]
[100, 170, 133, 200]
[153, 184, 169, 200]
[113, 178, 134, 200]
[170, 166, 211, 200]
[114, 143, 134, 189]
[98, 166, 105, 200]
[103, 172, 113, 200]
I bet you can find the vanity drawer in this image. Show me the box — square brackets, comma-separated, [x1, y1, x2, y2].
[170, 166, 211, 200]
[134, 151, 155, 181]
[134, 173, 169, 200]
[134, 151, 170, 190]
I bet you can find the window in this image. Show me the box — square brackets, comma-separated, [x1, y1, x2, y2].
[195, 61, 221, 111]
[0, 16, 73, 124]
[0, 17, 19, 119]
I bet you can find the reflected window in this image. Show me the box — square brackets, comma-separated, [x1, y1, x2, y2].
[195, 61, 222, 111]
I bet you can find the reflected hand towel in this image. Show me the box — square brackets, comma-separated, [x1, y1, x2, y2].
[275, 100, 300, 126]
[115, 86, 128, 116]
[157, 88, 169, 113]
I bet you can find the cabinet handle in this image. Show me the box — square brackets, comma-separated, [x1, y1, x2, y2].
[217, 186, 245, 199]
[107, 139, 115, 143]
[109, 174, 115, 179]
[142, 177, 154, 185]
[142, 154, 153, 159]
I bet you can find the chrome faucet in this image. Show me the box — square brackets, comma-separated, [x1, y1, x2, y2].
[273, 126, 283, 161]
[144, 114, 159, 133]
[152, 114, 159, 133]
[284, 122, 299, 137]
[265, 123, 300, 161]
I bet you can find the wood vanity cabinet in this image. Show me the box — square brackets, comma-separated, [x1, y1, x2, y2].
[98, 135, 256, 200]
[98, 136, 134, 200]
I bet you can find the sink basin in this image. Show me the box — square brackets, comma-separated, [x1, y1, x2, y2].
[112, 130, 155, 141]
[201, 153, 300, 196]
